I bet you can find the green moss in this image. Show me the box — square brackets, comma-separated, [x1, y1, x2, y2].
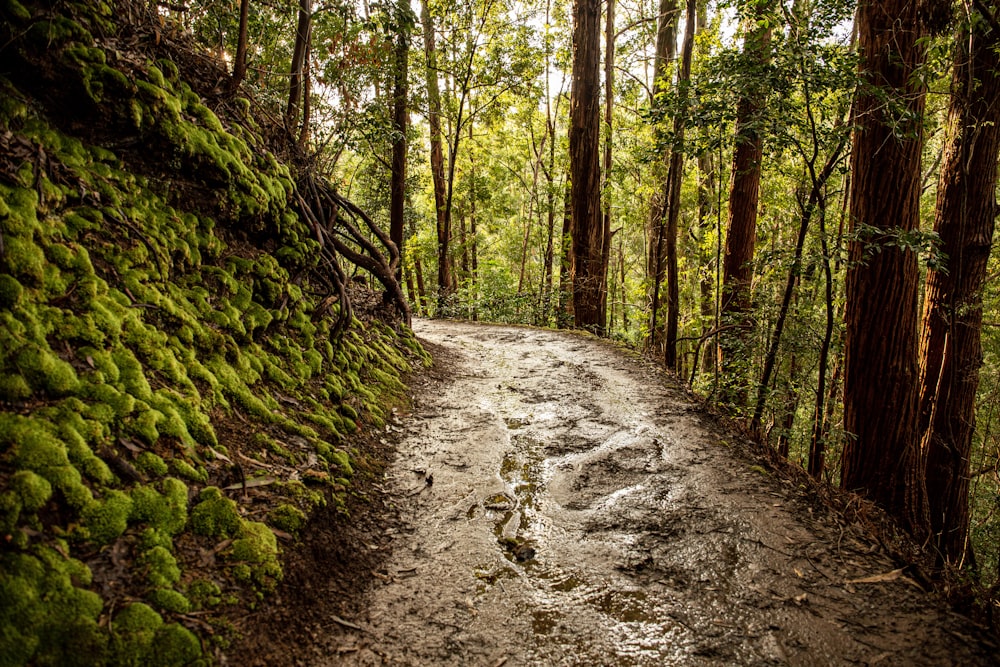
[140, 546, 180, 589]
[169, 458, 207, 482]
[82, 490, 132, 544]
[0, 274, 23, 308]
[5, 415, 92, 509]
[227, 521, 281, 590]
[0, 490, 22, 534]
[187, 579, 221, 610]
[10, 471, 53, 513]
[2, 0, 31, 21]
[189, 486, 241, 538]
[147, 588, 191, 615]
[0, 549, 106, 666]
[129, 478, 188, 535]
[148, 623, 202, 666]
[267, 503, 306, 536]
[110, 602, 163, 665]
[0, 372, 31, 401]
[14, 343, 81, 396]
[136, 451, 168, 477]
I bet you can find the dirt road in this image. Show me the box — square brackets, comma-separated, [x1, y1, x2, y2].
[324, 320, 995, 665]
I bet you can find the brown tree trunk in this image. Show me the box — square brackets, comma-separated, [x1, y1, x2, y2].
[286, 0, 311, 134]
[598, 0, 615, 335]
[404, 212, 428, 315]
[390, 2, 409, 284]
[421, 0, 451, 308]
[646, 0, 680, 347]
[918, 13, 1000, 563]
[569, 0, 604, 331]
[809, 196, 836, 479]
[696, 0, 716, 376]
[662, 0, 696, 369]
[719, 0, 771, 407]
[841, 0, 935, 539]
[776, 353, 800, 459]
[559, 176, 574, 328]
[229, 0, 250, 93]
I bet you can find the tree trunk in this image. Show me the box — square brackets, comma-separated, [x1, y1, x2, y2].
[661, 0, 696, 369]
[776, 353, 799, 459]
[390, 2, 409, 284]
[809, 193, 836, 479]
[719, 0, 771, 408]
[598, 0, 615, 335]
[917, 13, 1000, 563]
[286, 0, 311, 134]
[696, 0, 716, 376]
[646, 0, 680, 347]
[651, 0, 679, 100]
[841, 0, 935, 539]
[405, 214, 427, 314]
[569, 0, 604, 331]
[421, 0, 451, 309]
[229, 0, 250, 93]
[559, 176, 574, 328]
[298, 36, 311, 147]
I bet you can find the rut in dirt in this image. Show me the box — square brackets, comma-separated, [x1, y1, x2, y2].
[327, 320, 996, 666]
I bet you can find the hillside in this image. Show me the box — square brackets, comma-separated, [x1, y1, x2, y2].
[0, 1, 426, 664]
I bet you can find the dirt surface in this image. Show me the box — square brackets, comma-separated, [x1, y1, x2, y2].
[239, 319, 999, 666]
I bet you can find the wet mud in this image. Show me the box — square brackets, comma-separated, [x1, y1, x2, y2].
[324, 320, 996, 666]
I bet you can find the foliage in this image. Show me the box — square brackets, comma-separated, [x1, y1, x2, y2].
[0, 0, 427, 661]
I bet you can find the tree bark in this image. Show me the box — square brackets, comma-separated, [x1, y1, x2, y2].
[559, 175, 574, 328]
[841, 0, 936, 539]
[229, 0, 250, 93]
[569, 0, 604, 331]
[421, 0, 451, 309]
[646, 0, 681, 347]
[390, 1, 410, 284]
[719, 0, 771, 407]
[661, 0, 696, 369]
[599, 0, 615, 335]
[286, 0, 311, 134]
[917, 11, 1000, 563]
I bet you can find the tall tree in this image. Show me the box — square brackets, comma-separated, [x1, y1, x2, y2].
[390, 0, 412, 284]
[841, 0, 940, 538]
[421, 0, 452, 307]
[569, 0, 604, 330]
[719, 0, 772, 406]
[661, 0, 696, 368]
[286, 0, 312, 136]
[647, 0, 681, 347]
[599, 0, 615, 332]
[918, 3, 1000, 563]
[229, 0, 251, 93]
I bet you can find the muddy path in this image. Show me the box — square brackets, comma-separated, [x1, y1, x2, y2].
[323, 320, 995, 666]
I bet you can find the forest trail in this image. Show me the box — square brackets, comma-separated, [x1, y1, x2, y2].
[322, 320, 995, 666]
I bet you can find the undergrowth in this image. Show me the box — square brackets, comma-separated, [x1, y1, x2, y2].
[0, 1, 429, 664]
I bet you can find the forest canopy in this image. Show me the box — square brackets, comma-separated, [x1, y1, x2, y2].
[222, 0, 1000, 592]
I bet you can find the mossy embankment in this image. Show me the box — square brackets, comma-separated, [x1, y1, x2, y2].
[0, 1, 428, 664]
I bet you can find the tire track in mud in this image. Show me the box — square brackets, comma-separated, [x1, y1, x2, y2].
[330, 320, 996, 666]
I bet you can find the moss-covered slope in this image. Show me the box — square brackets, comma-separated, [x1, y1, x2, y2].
[0, 1, 427, 664]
